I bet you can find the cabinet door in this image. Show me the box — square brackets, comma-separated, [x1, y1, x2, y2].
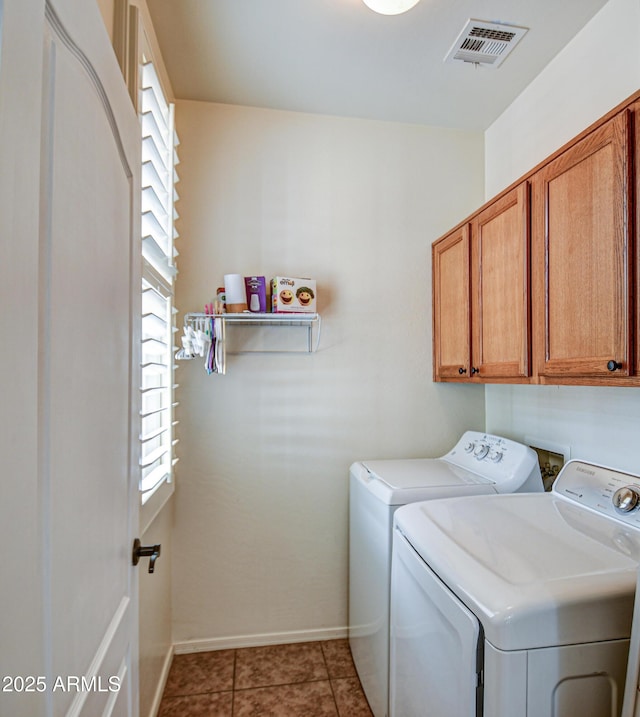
[634, 102, 640, 377]
[471, 183, 531, 380]
[433, 226, 471, 380]
[532, 112, 632, 379]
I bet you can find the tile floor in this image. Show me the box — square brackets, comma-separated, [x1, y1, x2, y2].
[158, 639, 373, 716]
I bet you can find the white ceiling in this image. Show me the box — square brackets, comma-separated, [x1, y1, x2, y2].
[145, 0, 610, 131]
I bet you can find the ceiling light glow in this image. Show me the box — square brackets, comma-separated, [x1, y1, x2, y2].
[362, 0, 421, 15]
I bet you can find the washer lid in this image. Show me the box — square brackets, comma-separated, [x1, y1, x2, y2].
[358, 458, 495, 505]
[395, 492, 640, 651]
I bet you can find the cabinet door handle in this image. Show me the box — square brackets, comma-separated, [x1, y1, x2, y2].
[607, 360, 622, 372]
[458, 367, 467, 375]
[471, 367, 480, 375]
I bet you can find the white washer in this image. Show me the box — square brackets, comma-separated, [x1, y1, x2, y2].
[390, 460, 640, 717]
[349, 431, 543, 717]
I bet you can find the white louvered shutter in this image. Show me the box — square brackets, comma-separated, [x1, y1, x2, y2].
[140, 60, 179, 498]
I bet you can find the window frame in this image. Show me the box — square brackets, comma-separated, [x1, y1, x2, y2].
[119, 8, 179, 531]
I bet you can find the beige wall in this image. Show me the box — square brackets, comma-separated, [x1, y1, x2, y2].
[485, 0, 640, 197]
[485, 0, 640, 472]
[171, 100, 486, 649]
[95, 0, 114, 40]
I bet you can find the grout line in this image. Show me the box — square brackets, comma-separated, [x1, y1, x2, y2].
[320, 641, 342, 715]
[164, 688, 235, 698]
[231, 648, 238, 716]
[232, 678, 334, 692]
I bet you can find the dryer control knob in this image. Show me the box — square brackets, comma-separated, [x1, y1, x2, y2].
[474, 443, 490, 460]
[613, 486, 640, 513]
[490, 451, 503, 463]
[464, 442, 475, 453]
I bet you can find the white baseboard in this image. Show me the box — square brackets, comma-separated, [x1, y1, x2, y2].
[148, 645, 174, 717]
[173, 626, 348, 655]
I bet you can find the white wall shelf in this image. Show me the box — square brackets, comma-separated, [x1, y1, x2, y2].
[177, 312, 321, 370]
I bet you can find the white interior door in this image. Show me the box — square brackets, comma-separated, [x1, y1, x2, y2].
[0, 0, 141, 715]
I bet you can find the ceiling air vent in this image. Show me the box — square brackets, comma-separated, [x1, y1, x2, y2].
[444, 19, 528, 68]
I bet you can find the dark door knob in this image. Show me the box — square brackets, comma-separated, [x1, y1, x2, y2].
[471, 367, 479, 375]
[458, 367, 467, 375]
[132, 538, 161, 573]
[607, 360, 622, 372]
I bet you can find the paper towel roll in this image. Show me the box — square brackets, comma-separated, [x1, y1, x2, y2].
[224, 273, 247, 313]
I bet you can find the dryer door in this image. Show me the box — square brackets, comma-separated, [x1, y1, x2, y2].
[390, 529, 482, 717]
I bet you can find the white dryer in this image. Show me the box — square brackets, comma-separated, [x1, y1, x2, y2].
[349, 431, 543, 717]
[390, 460, 640, 717]
[622, 568, 640, 717]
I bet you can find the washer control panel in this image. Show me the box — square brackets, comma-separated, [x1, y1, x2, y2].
[554, 460, 640, 527]
[443, 431, 540, 492]
[463, 437, 504, 464]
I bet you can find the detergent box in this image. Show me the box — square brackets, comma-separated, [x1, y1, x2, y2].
[271, 277, 317, 313]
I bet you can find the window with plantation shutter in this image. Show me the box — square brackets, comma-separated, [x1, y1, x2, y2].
[140, 59, 179, 500]
[141, 61, 178, 282]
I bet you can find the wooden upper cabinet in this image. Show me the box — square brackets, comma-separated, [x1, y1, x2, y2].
[634, 101, 640, 377]
[532, 111, 633, 380]
[433, 183, 531, 382]
[432, 225, 471, 380]
[471, 182, 530, 380]
[432, 90, 640, 386]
